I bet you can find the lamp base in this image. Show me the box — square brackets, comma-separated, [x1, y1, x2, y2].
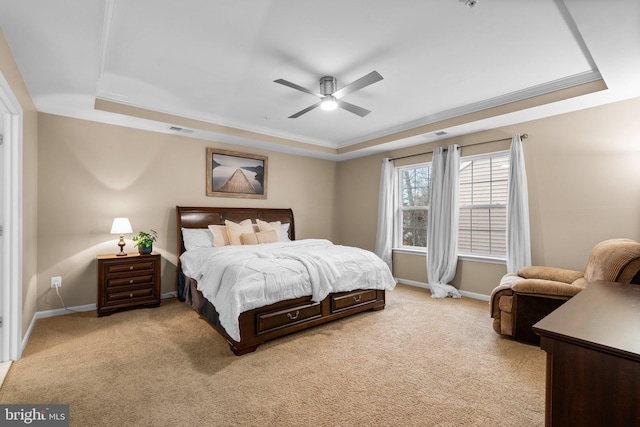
[116, 235, 128, 256]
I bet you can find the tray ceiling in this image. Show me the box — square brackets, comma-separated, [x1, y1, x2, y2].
[1, 0, 639, 160]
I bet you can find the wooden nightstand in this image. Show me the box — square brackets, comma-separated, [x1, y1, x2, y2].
[97, 252, 161, 317]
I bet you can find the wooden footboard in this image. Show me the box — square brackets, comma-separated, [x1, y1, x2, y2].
[185, 278, 385, 355]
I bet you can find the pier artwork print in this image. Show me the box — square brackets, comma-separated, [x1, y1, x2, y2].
[206, 148, 268, 199]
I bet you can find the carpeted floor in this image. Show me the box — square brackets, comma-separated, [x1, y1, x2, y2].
[0, 284, 545, 426]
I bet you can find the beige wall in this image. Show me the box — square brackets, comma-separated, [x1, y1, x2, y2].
[37, 113, 338, 310]
[0, 29, 39, 338]
[337, 96, 640, 296]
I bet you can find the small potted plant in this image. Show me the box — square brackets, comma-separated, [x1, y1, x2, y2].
[132, 229, 158, 255]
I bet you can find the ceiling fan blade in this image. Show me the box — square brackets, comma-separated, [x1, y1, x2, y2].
[336, 99, 371, 117]
[274, 79, 323, 98]
[332, 71, 383, 99]
[288, 102, 322, 118]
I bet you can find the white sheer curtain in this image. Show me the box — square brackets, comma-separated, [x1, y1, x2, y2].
[506, 134, 531, 273]
[427, 145, 461, 298]
[375, 158, 396, 271]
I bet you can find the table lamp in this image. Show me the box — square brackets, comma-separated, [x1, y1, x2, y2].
[110, 217, 133, 256]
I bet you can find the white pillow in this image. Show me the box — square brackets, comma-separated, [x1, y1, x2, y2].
[281, 223, 291, 241]
[181, 228, 213, 251]
[225, 219, 254, 246]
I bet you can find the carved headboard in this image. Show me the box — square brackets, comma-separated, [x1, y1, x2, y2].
[175, 206, 295, 257]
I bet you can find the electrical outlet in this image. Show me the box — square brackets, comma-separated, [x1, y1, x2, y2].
[51, 276, 62, 288]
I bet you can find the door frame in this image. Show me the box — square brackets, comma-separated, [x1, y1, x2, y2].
[0, 70, 23, 362]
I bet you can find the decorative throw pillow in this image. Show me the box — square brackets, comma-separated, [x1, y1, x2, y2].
[240, 230, 279, 245]
[225, 219, 254, 246]
[256, 219, 283, 241]
[240, 232, 259, 245]
[256, 230, 278, 244]
[207, 224, 230, 247]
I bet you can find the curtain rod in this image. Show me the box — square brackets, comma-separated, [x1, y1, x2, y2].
[389, 133, 528, 161]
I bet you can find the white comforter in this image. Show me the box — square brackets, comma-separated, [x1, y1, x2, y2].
[180, 239, 396, 341]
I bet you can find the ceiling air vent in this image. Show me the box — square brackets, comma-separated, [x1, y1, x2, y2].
[169, 126, 194, 134]
[434, 131, 448, 136]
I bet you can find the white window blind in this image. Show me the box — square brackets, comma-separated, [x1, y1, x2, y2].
[458, 152, 509, 257]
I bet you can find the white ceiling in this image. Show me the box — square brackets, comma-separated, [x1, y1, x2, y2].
[1, 0, 639, 160]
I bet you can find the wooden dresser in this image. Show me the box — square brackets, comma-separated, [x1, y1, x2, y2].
[532, 281, 640, 427]
[97, 252, 161, 317]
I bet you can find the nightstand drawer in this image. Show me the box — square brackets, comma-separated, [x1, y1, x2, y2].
[106, 286, 154, 303]
[106, 274, 154, 288]
[330, 289, 377, 313]
[105, 260, 155, 275]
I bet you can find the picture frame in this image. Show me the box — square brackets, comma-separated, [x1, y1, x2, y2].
[206, 148, 268, 199]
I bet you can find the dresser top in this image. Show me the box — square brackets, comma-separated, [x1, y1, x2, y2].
[533, 280, 640, 361]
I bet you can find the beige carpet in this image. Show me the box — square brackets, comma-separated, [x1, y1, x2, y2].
[0, 284, 545, 426]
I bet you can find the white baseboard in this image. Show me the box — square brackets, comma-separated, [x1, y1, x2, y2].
[20, 292, 178, 357]
[395, 278, 490, 301]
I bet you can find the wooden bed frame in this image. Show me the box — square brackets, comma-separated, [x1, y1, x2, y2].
[176, 206, 386, 355]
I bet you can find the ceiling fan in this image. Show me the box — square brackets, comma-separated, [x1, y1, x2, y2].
[274, 71, 383, 118]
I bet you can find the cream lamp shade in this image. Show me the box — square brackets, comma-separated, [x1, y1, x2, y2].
[110, 217, 133, 256]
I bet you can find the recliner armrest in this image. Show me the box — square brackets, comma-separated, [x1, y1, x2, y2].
[511, 279, 584, 298]
[518, 266, 583, 284]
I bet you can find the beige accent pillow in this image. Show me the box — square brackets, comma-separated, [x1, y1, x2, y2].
[225, 219, 254, 246]
[240, 230, 279, 245]
[207, 224, 230, 247]
[240, 233, 259, 245]
[256, 219, 283, 241]
[257, 230, 278, 243]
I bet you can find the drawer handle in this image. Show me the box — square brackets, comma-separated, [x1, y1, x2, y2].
[129, 266, 134, 270]
[129, 279, 134, 284]
[353, 295, 361, 302]
[129, 293, 133, 298]
[287, 310, 300, 320]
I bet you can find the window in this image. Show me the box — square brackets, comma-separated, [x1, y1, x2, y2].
[399, 164, 431, 248]
[394, 151, 510, 260]
[458, 152, 509, 258]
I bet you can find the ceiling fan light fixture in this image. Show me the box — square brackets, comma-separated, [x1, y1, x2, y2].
[275, 71, 382, 118]
[320, 96, 338, 111]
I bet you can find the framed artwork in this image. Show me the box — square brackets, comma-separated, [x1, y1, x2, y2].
[206, 148, 268, 199]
